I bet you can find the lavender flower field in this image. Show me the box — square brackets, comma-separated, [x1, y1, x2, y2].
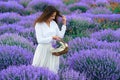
[0, 0, 120, 80]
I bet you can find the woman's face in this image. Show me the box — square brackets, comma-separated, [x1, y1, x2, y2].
[48, 12, 56, 22]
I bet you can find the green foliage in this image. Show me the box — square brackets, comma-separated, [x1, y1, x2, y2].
[101, 21, 120, 30]
[70, 6, 88, 12]
[22, 8, 36, 15]
[110, 5, 120, 14]
[63, 0, 76, 5]
[66, 18, 96, 38]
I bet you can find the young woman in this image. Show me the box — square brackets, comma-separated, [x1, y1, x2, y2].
[32, 5, 67, 74]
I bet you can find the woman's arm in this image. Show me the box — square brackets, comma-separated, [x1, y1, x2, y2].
[56, 24, 66, 38]
[35, 23, 53, 44]
[55, 15, 67, 38]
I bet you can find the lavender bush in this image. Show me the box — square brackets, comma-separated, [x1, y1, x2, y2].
[93, 14, 120, 22]
[0, 0, 20, 2]
[0, 22, 2, 26]
[0, 65, 59, 80]
[0, 1, 24, 15]
[0, 12, 21, 25]
[68, 2, 90, 13]
[17, 19, 34, 28]
[68, 49, 120, 80]
[59, 69, 79, 80]
[19, 28, 37, 45]
[0, 24, 37, 44]
[68, 37, 120, 56]
[66, 14, 97, 38]
[95, 0, 109, 7]
[0, 33, 35, 52]
[101, 21, 120, 29]
[22, 7, 36, 15]
[80, 0, 95, 5]
[63, 0, 77, 5]
[0, 24, 24, 35]
[28, 0, 70, 15]
[16, 12, 42, 28]
[86, 7, 112, 14]
[21, 12, 41, 22]
[90, 29, 120, 42]
[0, 45, 33, 71]
[59, 69, 89, 80]
[93, 14, 120, 29]
[19, 0, 31, 8]
[108, 0, 120, 3]
[28, 0, 65, 12]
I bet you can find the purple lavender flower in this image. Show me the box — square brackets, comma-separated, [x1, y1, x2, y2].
[21, 12, 41, 21]
[109, 0, 120, 3]
[17, 11, 42, 26]
[86, 7, 112, 14]
[90, 29, 120, 42]
[19, 27, 37, 45]
[66, 14, 97, 37]
[0, 24, 24, 35]
[68, 2, 90, 12]
[80, 0, 96, 5]
[58, 67, 90, 80]
[96, 0, 108, 3]
[0, 12, 21, 25]
[95, 0, 109, 7]
[68, 49, 120, 80]
[0, 65, 59, 80]
[59, 69, 80, 80]
[0, 24, 37, 45]
[68, 37, 120, 56]
[0, 45, 33, 71]
[17, 19, 34, 28]
[0, 33, 35, 52]
[28, 0, 65, 12]
[0, 0, 20, 1]
[93, 14, 120, 22]
[72, 13, 94, 18]
[67, 14, 94, 23]
[0, 1, 24, 15]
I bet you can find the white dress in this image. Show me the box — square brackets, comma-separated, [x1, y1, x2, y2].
[32, 20, 66, 73]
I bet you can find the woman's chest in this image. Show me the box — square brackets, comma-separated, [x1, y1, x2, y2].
[42, 26, 56, 37]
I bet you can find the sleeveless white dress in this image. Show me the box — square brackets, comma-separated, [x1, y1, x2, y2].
[32, 20, 66, 73]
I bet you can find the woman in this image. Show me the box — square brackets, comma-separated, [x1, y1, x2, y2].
[32, 5, 66, 74]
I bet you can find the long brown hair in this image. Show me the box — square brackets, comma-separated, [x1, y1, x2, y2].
[34, 5, 62, 26]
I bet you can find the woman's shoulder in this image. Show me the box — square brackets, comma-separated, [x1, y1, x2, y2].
[51, 20, 58, 26]
[35, 22, 45, 29]
[36, 22, 44, 25]
[51, 20, 57, 24]
[35, 22, 45, 26]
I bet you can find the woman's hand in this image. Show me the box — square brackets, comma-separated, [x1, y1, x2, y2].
[52, 36, 61, 41]
[62, 16, 66, 26]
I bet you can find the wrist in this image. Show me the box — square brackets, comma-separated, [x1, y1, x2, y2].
[52, 36, 55, 39]
[63, 23, 66, 26]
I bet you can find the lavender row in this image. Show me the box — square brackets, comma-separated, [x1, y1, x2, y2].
[0, 0, 120, 15]
[0, 33, 35, 52]
[68, 49, 120, 80]
[90, 28, 120, 42]
[0, 45, 33, 71]
[68, 37, 120, 56]
[0, 65, 59, 80]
